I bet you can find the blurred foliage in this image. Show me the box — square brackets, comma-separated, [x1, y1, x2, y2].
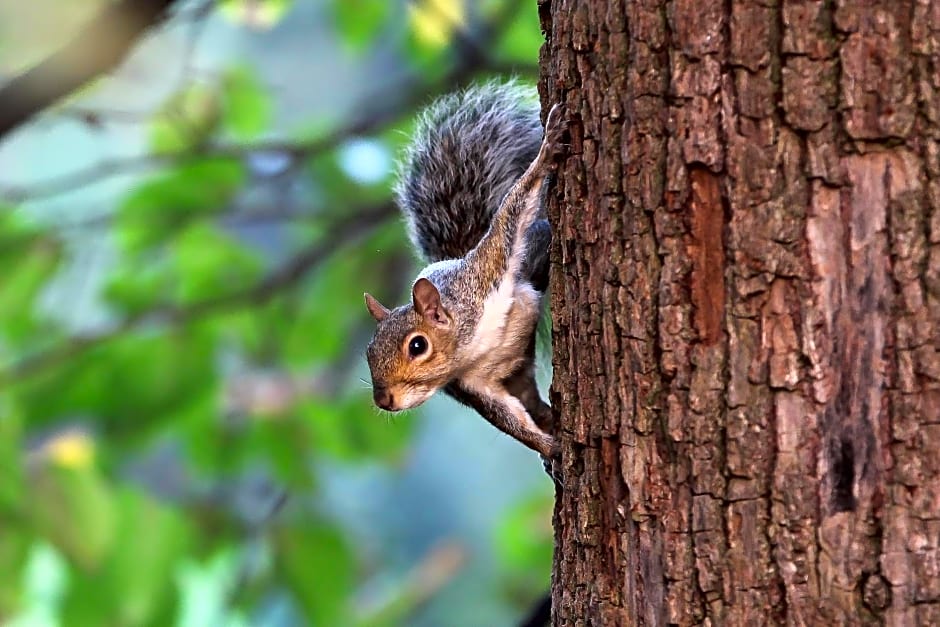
[0, 0, 551, 625]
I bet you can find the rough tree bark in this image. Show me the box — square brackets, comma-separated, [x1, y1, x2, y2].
[540, 0, 940, 624]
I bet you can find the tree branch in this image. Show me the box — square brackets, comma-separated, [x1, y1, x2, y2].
[0, 0, 529, 203]
[0, 203, 394, 386]
[0, 61, 470, 203]
[0, 106, 411, 203]
[0, 0, 181, 140]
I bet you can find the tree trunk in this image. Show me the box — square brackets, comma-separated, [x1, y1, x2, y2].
[540, 0, 940, 624]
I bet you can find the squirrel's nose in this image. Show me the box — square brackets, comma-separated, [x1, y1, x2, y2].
[373, 386, 394, 411]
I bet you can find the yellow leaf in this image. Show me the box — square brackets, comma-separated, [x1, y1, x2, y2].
[42, 429, 96, 469]
[408, 0, 465, 48]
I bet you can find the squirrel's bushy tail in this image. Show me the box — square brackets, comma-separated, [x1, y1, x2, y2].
[394, 80, 542, 263]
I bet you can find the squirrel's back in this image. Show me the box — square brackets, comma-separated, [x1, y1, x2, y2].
[394, 80, 542, 263]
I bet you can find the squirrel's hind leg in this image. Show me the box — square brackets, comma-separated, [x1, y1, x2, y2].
[502, 333, 553, 433]
[444, 380, 557, 459]
[504, 369, 564, 488]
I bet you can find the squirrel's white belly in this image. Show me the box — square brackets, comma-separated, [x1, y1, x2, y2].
[465, 276, 540, 379]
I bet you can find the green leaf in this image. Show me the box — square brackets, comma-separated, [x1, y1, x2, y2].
[172, 223, 263, 305]
[0, 241, 60, 337]
[0, 206, 40, 243]
[0, 528, 29, 616]
[0, 403, 29, 616]
[178, 387, 316, 485]
[102, 254, 174, 316]
[12, 331, 217, 439]
[105, 222, 261, 313]
[494, 493, 553, 596]
[103, 490, 191, 625]
[149, 83, 221, 154]
[292, 112, 341, 146]
[281, 268, 349, 364]
[120, 159, 244, 220]
[28, 463, 116, 571]
[0, 402, 24, 514]
[492, 6, 544, 64]
[239, 417, 315, 486]
[0, 213, 62, 348]
[299, 393, 412, 463]
[221, 66, 272, 140]
[173, 392, 227, 473]
[331, 0, 389, 54]
[116, 159, 244, 252]
[275, 523, 354, 626]
[58, 488, 191, 627]
[281, 226, 402, 367]
[192, 306, 272, 364]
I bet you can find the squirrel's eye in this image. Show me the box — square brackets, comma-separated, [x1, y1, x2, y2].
[408, 335, 428, 358]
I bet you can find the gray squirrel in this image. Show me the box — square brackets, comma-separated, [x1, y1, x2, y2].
[363, 81, 566, 466]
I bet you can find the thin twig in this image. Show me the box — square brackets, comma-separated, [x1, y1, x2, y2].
[44, 1, 215, 131]
[0, 69, 425, 203]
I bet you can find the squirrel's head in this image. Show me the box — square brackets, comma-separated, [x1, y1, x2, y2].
[364, 278, 458, 412]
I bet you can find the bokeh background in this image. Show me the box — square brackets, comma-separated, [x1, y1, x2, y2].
[0, 1, 554, 625]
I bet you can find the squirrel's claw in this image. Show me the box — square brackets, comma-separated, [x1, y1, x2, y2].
[541, 451, 565, 490]
[544, 103, 565, 132]
[543, 103, 569, 164]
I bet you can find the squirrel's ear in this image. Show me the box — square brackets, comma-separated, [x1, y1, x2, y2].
[412, 278, 449, 327]
[364, 293, 390, 322]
